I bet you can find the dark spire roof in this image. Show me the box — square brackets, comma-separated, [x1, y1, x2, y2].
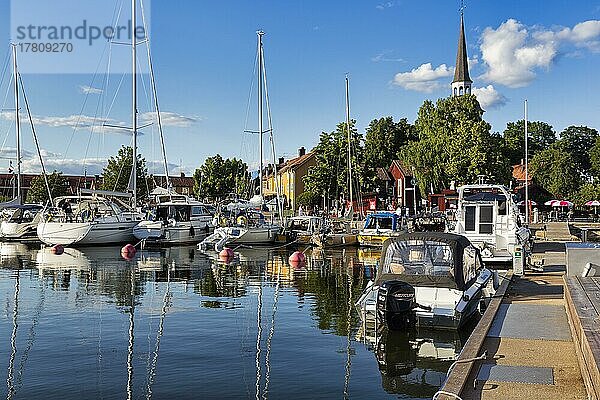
[452, 14, 472, 84]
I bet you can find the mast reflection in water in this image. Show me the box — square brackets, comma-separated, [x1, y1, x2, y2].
[0, 243, 471, 399]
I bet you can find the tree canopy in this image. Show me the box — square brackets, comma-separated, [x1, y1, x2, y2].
[503, 120, 556, 166]
[193, 154, 249, 201]
[560, 125, 599, 176]
[401, 94, 509, 195]
[101, 145, 148, 202]
[303, 120, 363, 203]
[26, 171, 69, 204]
[530, 141, 581, 199]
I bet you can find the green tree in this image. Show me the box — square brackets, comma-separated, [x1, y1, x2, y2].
[363, 117, 416, 190]
[591, 137, 600, 179]
[194, 155, 249, 201]
[26, 171, 69, 204]
[573, 183, 600, 206]
[303, 120, 363, 204]
[503, 120, 556, 166]
[530, 141, 581, 198]
[101, 145, 148, 202]
[296, 191, 320, 209]
[560, 125, 598, 175]
[402, 94, 509, 194]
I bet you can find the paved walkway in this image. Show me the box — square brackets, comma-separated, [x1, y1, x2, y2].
[459, 249, 587, 399]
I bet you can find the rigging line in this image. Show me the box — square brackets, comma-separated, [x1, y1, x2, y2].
[126, 267, 135, 400]
[262, 255, 281, 400]
[6, 271, 19, 400]
[18, 74, 53, 203]
[0, 46, 12, 95]
[260, 46, 283, 221]
[343, 257, 353, 400]
[15, 281, 45, 391]
[242, 50, 259, 157]
[0, 74, 15, 154]
[145, 263, 172, 400]
[61, 38, 111, 169]
[254, 278, 263, 400]
[140, 0, 172, 193]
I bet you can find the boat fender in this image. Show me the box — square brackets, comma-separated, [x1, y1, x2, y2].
[189, 226, 195, 237]
[50, 244, 64, 255]
[237, 215, 248, 226]
[121, 243, 137, 260]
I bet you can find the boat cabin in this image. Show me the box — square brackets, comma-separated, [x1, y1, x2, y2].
[363, 212, 403, 232]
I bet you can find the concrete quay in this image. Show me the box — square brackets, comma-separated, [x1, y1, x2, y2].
[437, 242, 592, 400]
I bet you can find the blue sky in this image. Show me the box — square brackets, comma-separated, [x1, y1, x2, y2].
[0, 0, 599, 176]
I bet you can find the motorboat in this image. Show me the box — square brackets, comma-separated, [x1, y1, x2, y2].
[36, 193, 143, 246]
[0, 204, 44, 241]
[311, 219, 358, 248]
[357, 212, 406, 247]
[356, 232, 497, 330]
[133, 193, 214, 246]
[285, 216, 325, 245]
[451, 183, 531, 267]
[199, 209, 282, 251]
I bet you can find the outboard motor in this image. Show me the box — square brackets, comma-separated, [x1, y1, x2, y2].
[376, 280, 416, 330]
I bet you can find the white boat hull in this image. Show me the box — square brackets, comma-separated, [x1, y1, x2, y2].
[0, 221, 39, 241]
[133, 219, 212, 245]
[37, 220, 138, 246]
[200, 225, 281, 250]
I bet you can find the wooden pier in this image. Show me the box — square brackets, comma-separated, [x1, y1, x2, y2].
[437, 242, 591, 400]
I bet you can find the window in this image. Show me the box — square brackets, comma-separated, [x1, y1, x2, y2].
[479, 205, 493, 234]
[465, 86, 470, 94]
[465, 206, 476, 231]
[454, 87, 457, 96]
[459, 86, 464, 95]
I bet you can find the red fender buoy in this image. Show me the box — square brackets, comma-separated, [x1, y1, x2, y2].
[219, 247, 235, 261]
[289, 251, 306, 269]
[121, 243, 137, 260]
[50, 244, 64, 255]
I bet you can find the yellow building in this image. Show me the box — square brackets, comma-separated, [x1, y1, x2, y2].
[264, 147, 316, 211]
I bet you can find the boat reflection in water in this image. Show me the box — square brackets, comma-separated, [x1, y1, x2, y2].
[0, 243, 475, 399]
[370, 327, 469, 398]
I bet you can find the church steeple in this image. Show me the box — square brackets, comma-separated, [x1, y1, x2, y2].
[452, 12, 472, 96]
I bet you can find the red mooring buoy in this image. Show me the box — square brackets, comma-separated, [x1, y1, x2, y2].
[219, 247, 235, 261]
[50, 244, 64, 255]
[289, 251, 306, 269]
[121, 243, 137, 260]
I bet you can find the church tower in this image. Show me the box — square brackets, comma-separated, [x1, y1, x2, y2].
[451, 12, 472, 96]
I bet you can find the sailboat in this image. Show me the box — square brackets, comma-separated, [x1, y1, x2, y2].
[36, 0, 147, 246]
[0, 44, 52, 241]
[200, 31, 281, 251]
[311, 76, 359, 248]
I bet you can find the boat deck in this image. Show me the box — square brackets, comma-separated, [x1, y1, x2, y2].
[438, 244, 588, 399]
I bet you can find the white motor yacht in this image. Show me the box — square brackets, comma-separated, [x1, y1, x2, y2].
[133, 193, 214, 246]
[0, 204, 44, 241]
[451, 183, 531, 267]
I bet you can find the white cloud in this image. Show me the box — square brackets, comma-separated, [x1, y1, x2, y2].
[376, 1, 395, 10]
[472, 85, 507, 109]
[372, 51, 404, 63]
[392, 63, 453, 92]
[79, 85, 103, 95]
[139, 111, 199, 128]
[480, 19, 600, 87]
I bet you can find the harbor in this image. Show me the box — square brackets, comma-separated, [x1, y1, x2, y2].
[0, 0, 600, 399]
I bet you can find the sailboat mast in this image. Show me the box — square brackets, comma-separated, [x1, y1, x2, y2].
[12, 44, 21, 204]
[345, 75, 353, 209]
[524, 99, 529, 225]
[257, 31, 264, 202]
[131, 0, 138, 208]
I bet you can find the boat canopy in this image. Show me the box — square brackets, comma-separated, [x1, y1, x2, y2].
[363, 212, 402, 230]
[464, 192, 506, 202]
[376, 232, 482, 291]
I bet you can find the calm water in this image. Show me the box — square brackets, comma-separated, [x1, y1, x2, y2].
[0, 243, 468, 399]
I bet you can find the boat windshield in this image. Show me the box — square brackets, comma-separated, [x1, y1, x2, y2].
[365, 216, 394, 230]
[382, 239, 454, 277]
